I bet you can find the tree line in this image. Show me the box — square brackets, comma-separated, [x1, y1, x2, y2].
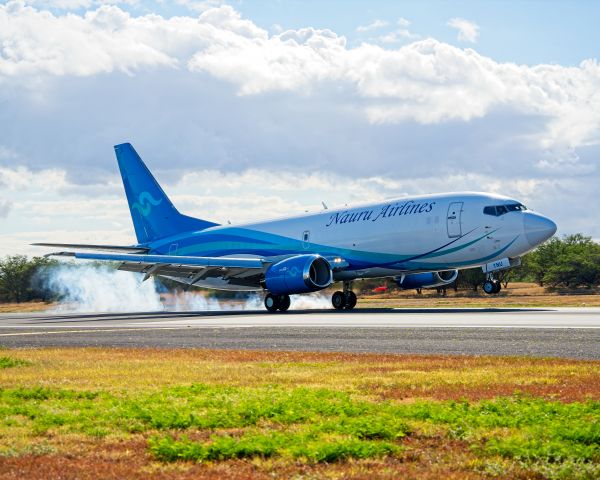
[455, 234, 600, 291]
[1, 234, 599, 303]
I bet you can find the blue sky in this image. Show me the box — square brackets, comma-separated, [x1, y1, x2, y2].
[0, 0, 598, 255]
[237, 0, 599, 66]
[31, 0, 600, 65]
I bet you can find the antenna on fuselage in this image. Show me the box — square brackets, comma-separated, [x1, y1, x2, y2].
[322, 201, 328, 210]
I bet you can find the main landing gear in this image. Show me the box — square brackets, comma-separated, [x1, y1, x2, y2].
[482, 274, 502, 294]
[332, 281, 357, 310]
[264, 293, 291, 313]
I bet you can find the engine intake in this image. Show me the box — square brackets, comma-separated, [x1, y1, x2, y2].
[395, 270, 458, 290]
[265, 255, 333, 295]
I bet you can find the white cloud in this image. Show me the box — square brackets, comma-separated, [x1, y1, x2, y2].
[447, 17, 480, 43]
[376, 28, 418, 44]
[176, 0, 225, 13]
[397, 17, 410, 28]
[1, 3, 599, 154]
[0, 3, 599, 255]
[356, 19, 389, 33]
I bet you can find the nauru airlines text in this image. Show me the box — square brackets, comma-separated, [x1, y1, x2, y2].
[326, 201, 436, 227]
[35, 143, 557, 313]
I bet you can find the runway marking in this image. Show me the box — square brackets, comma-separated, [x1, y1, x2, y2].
[1, 324, 600, 336]
[0, 327, 195, 337]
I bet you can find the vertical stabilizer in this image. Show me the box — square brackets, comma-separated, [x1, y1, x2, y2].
[114, 143, 218, 244]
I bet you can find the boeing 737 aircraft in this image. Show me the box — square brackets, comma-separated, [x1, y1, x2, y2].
[35, 143, 557, 312]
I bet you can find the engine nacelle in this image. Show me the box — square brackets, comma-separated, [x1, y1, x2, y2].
[264, 255, 333, 295]
[395, 270, 458, 290]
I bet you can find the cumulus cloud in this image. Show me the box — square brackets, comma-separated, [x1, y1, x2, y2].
[447, 17, 480, 43]
[1, 3, 599, 153]
[0, 3, 599, 254]
[356, 19, 389, 33]
[376, 28, 418, 44]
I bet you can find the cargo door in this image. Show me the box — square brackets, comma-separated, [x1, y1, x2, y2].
[446, 202, 463, 238]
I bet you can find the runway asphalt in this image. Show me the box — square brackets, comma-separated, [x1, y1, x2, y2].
[1, 307, 599, 359]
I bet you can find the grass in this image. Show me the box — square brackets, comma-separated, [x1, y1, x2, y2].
[0, 301, 52, 313]
[0, 349, 598, 479]
[360, 282, 600, 308]
[0, 356, 30, 369]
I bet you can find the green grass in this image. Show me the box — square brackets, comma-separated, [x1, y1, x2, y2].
[1, 383, 598, 467]
[0, 356, 31, 369]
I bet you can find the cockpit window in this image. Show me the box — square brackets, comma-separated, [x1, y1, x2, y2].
[506, 203, 527, 212]
[483, 203, 527, 216]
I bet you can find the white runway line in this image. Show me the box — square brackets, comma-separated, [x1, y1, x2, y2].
[1, 308, 599, 330]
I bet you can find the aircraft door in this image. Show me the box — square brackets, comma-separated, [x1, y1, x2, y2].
[302, 230, 310, 250]
[446, 202, 463, 238]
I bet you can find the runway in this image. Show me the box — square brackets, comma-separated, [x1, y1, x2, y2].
[1, 307, 599, 359]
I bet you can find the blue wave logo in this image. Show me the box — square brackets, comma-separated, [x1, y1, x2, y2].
[131, 191, 162, 217]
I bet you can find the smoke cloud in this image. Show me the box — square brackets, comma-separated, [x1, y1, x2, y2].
[38, 263, 332, 313]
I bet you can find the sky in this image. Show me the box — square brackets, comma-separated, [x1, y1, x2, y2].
[0, 0, 599, 256]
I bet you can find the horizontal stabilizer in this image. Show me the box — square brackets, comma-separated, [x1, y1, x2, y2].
[32, 243, 149, 253]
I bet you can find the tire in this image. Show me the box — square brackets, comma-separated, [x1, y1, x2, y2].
[278, 294, 291, 312]
[482, 280, 496, 295]
[344, 291, 357, 310]
[332, 291, 346, 310]
[264, 293, 279, 313]
[492, 280, 502, 294]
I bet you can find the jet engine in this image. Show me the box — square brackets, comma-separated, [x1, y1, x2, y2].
[264, 254, 333, 295]
[395, 270, 458, 289]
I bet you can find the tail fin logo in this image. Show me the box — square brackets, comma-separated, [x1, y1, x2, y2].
[131, 191, 162, 217]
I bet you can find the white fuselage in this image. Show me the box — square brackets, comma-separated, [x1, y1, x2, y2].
[149, 191, 556, 290]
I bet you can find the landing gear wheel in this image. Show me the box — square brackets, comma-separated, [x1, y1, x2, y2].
[482, 280, 496, 295]
[492, 280, 501, 294]
[332, 291, 346, 310]
[264, 293, 279, 313]
[344, 291, 357, 310]
[278, 294, 291, 312]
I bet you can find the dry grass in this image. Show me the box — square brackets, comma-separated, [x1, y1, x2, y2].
[0, 301, 52, 313]
[0, 435, 518, 480]
[1, 283, 599, 312]
[360, 282, 600, 308]
[1, 348, 598, 401]
[0, 348, 598, 479]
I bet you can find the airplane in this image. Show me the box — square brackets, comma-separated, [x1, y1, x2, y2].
[34, 143, 557, 312]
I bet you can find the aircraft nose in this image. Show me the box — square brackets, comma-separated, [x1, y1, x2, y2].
[523, 212, 557, 247]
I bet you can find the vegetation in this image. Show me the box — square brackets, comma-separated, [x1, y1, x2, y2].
[0, 349, 599, 478]
[523, 234, 600, 288]
[0, 255, 57, 303]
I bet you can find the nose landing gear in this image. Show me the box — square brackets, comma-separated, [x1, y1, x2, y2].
[264, 293, 291, 312]
[482, 274, 502, 294]
[332, 281, 357, 310]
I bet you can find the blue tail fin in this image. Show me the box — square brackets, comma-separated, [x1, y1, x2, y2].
[114, 143, 218, 244]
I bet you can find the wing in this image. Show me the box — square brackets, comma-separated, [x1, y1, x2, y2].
[32, 243, 149, 253]
[46, 251, 268, 287]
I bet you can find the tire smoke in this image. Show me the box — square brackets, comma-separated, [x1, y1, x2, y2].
[38, 263, 332, 313]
